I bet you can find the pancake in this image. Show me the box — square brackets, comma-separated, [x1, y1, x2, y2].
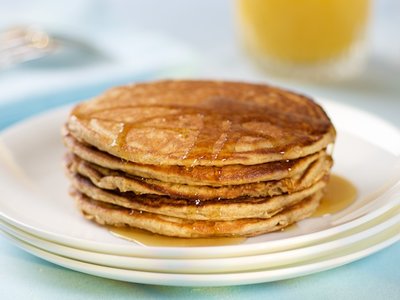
[66, 80, 335, 167]
[68, 173, 328, 221]
[63, 133, 331, 186]
[74, 190, 323, 238]
[63, 80, 336, 238]
[67, 153, 332, 199]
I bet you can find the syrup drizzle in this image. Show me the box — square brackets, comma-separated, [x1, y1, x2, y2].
[72, 97, 331, 165]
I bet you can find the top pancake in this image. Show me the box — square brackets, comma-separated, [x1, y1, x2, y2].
[66, 80, 335, 166]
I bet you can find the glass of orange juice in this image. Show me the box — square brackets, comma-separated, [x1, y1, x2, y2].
[236, 0, 370, 80]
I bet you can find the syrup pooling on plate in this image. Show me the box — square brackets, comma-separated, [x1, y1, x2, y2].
[313, 174, 357, 217]
[108, 226, 246, 247]
[70, 81, 334, 166]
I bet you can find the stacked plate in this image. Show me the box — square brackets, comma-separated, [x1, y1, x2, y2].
[1, 99, 399, 287]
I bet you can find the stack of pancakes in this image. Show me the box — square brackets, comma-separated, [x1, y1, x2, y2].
[63, 80, 336, 238]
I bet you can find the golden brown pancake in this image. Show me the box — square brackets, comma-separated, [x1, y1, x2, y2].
[67, 153, 332, 200]
[74, 190, 323, 238]
[66, 80, 335, 166]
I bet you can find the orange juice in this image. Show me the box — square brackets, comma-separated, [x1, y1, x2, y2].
[237, 0, 370, 78]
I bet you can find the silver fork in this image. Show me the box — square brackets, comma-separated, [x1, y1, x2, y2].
[0, 26, 57, 68]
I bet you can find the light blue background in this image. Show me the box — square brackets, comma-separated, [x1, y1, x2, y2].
[1, 0, 399, 298]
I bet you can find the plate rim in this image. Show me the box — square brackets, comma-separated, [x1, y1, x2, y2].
[1, 99, 400, 258]
[2, 223, 399, 287]
[1, 204, 399, 273]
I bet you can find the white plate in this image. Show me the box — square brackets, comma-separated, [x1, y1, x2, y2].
[2, 222, 399, 287]
[0, 100, 399, 258]
[1, 204, 399, 274]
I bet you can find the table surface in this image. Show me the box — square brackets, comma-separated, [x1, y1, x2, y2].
[0, 0, 399, 299]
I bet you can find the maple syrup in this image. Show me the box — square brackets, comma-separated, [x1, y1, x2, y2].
[71, 81, 333, 165]
[108, 226, 245, 247]
[313, 174, 357, 217]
